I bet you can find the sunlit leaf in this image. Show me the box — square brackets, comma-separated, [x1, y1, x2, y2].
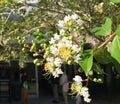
[111, 35, 120, 63]
[91, 18, 112, 36]
[115, 25, 120, 37]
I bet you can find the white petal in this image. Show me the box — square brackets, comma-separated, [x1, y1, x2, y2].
[73, 75, 83, 83]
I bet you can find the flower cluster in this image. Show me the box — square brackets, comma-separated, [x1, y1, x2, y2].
[70, 75, 91, 103]
[43, 14, 84, 78]
[57, 13, 83, 30]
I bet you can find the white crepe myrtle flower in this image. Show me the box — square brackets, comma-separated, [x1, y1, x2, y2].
[54, 58, 62, 67]
[84, 97, 91, 103]
[50, 46, 59, 55]
[46, 57, 54, 62]
[73, 75, 83, 84]
[71, 76, 91, 103]
[81, 87, 91, 102]
[59, 29, 65, 35]
[43, 14, 84, 78]
[49, 37, 56, 44]
[57, 13, 83, 30]
[71, 14, 83, 25]
[57, 20, 66, 29]
[74, 54, 81, 63]
[71, 13, 79, 20]
[52, 67, 63, 78]
[54, 33, 60, 40]
[72, 44, 81, 53]
[64, 14, 71, 22]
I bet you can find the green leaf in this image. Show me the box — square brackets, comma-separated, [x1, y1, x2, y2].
[115, 25, 120, 36]
[111, 35, 120, 63]
[112, 58, 120, 75]
[91, 18, 112, 36]
[78, 49, 93, 75]
[111, 0, 120, 3]
[94, 47, 112, 64]
[92, 63, 104, 74]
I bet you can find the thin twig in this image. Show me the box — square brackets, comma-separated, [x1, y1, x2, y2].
[97, 32, 116, 49]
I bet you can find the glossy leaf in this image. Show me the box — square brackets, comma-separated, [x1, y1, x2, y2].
[111, 35, 120, 63]
[78, 49, 93, 75]
[94, 47, 112, 64]
[91, 18, 112, 36]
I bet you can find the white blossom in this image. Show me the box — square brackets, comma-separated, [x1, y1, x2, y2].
[72, 45, 81, 53]
[49, 37, 56, 44]
[64, 15, 71, 22]
[54, 58, 62, 67]
[81, 87, 91, 103]
[73, 75, 83, 84]
[74, 54, 81, 63]
[57, 20, 65, 29]
[84, 97, 91, 103]
[46, 57, 54, 62]
[54, 33, 60, 40]
[71, 13, 79, 20]
[50, 46, 58, 55]
[52, 68, 63, 78]
[59, 29, 65, 35]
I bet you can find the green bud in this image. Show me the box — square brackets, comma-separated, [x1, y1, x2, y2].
[33, 53, 39, 57]
[36, 63, 41, 66]
[97, 78, 103, 83]
[22, 48, 26, 52]
[68, 36, 73, 40]
[16, 36, 20, 40]
[24, 44, 27, 47]
[43, 44, 47, 48]
[67, 60, 72, 65]
[30, 43, 36, 52]
[22, 39, 26, 43]
[30, 46, 34, 52]
[18, 40, 21, 44]
[93, 78, 97, 82]
[61, 32, 66, 36]
[33, 59, 39, 64]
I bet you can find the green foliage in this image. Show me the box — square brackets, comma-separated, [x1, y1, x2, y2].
[94, 47, 112, 64]
[0, 0, 120, 80]
[111, 35, 120, 63]
[112, 58, 120, 75]
[111, 0, 120, 3]
[78, 49, 93, 75]
[92, 63, 104, 74]
[91, 18, 112, 36]
[115, 25, 120, 36]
